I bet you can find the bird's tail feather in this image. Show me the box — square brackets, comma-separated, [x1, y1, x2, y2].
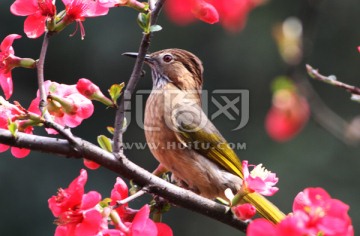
[243, 192, 285, 223]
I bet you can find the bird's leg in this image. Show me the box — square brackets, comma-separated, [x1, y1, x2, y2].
[152, 164, 169, 177]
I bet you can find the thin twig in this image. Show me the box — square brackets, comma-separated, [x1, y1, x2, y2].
[116, 189, 147, 206]
[37, 32, 50, 113]
[112, 0, 166, 154]
[0, 128, 247, 232]
[306, 64, 360, 95]
[36, 33, 80, 147]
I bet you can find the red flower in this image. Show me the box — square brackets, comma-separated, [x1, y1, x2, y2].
[62, 0, 111, 39]
[0, 97, 33, 158]
[28, 80, 94, 134]
[11, 0, 56, 38]
[265, 88, 310, 142]
[0, 34, 22, 99]
[48, 169, 104, 236]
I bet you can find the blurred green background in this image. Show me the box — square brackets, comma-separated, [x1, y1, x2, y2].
[1, 0, 360, 235]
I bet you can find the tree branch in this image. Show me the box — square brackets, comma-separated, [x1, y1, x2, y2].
[113, 0, 166, 154]
[0, 128, 247, 232]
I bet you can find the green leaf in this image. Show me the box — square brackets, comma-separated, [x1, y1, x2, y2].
[97, 135, 113, 152]
[109, 82, 125, 104]
[8, 120, 17, 136]
[137, 12, 150, 33]
[150, 25, 162, 32]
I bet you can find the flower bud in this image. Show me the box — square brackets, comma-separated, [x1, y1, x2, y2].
[232, 203, 256, 221]
[76, 78, 114, 107]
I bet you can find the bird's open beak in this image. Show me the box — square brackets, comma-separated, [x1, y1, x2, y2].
[122, 52, 152, 62]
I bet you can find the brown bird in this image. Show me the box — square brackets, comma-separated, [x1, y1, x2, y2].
[123, 48, 284, 223]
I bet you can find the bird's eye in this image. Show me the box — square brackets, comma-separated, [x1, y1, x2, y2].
[162, 54, 173, 63]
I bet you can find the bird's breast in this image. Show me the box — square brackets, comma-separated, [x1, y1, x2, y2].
[144, 88, 241, 199]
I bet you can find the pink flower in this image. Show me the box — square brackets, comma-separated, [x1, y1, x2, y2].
[248, 187, 354, 236]
[293, 187, 354, 236]
[242, 160, 278, 196]
[28, 80, 94, 134]
[10, 0, 56, 38]
[232, 203, 256, 221]
[62, 0, 111, 39]
[265, 88, 310, 142]
[48, 169, 104, 236]
[0, 34, 22, 99]
[0, 97, 33, 158]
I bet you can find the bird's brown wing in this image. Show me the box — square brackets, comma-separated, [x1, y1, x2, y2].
[171, 103, 243, 178]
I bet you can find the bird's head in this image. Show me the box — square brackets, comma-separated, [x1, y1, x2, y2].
[123, 48, 204, 91]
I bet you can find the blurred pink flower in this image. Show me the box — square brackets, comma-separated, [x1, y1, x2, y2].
[11, 0, 56, 38]
[28, 80, 94, 134]
[242, 160, 278, 196]
[164, 0, 264, 31]
[265, 88, 310, 142]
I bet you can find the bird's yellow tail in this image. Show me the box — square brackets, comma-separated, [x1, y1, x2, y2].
[243, 192, 285, 223]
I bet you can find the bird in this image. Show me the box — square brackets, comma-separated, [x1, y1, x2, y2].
[123, 48, 285, 223]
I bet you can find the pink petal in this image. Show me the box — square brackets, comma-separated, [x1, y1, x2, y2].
[131, 205, 157, 236]
[81, 191, 102, 209]
[11, 146, 31, 158]
[0, 72, 13, 99]
[83, 159, 101, 170]
[156, 222, 173, 236]
[0, 143, 10, 153]
[24, 13, 46, 38]
[10, 0, 38, 16]
[74, 209, 103, 236]
[1, 34, 21, 52]
[111, 177, 129, 203]
[247, 218, 277, 236]
[54, 225, 68, 236]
